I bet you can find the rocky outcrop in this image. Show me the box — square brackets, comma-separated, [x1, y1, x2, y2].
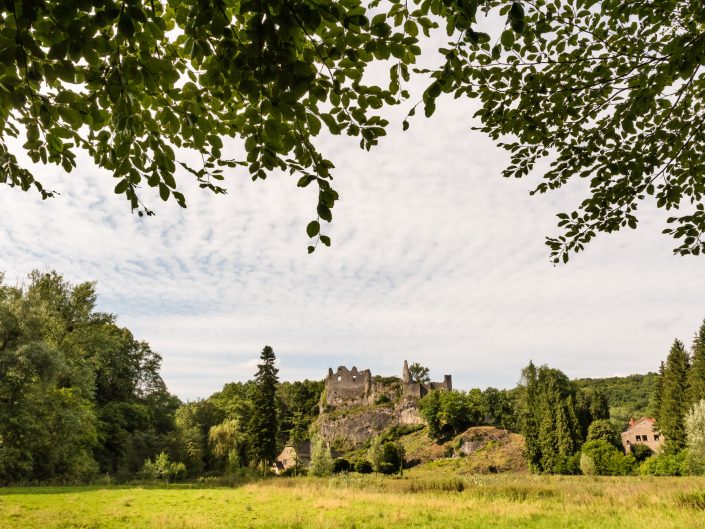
[317, 405, 398, 450]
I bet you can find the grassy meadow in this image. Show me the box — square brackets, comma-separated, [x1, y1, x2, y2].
[2, 473, 705, 529]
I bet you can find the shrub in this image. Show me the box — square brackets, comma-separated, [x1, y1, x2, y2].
[378, 462, 397, 475]
[629, 444, 653, 463]
[639, 451, 688, 476]
[140, 452, 187, 482]
[374, 395, 391, 405]
[354, 460, 373, 474]
[333, 458, 350, 473]
[580, 440, 635, 476]
[381, 443, 404, 474]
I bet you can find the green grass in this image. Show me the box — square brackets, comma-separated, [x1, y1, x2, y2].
[2, 474, 705, 528]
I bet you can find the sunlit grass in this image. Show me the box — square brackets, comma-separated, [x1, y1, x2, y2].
[2, 473, 705, 528]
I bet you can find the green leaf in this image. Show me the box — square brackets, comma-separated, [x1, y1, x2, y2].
[501, 30, 515, 48]
[114, 180, 129, 194]
[306, 220, 320, 237]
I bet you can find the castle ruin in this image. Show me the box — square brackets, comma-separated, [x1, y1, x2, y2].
[322, 360, 452, 410]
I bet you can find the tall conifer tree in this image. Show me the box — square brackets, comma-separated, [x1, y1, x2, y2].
[248, 345, 279, 471]
[518, 362, 581, 473]
[688, 320, 705, 406]
[658, 340, 690, 451]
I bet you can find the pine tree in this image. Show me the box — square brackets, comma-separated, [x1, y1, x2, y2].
[688, 320, 705, 406]
[518, 362, 581, 474]
[248, 345, 279, 472]
[658, 340, 690, 452]
[517, 362, 540, 471]
[651, 361, 666, 418]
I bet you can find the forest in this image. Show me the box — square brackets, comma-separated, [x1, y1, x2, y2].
[2, 271, 705, 484]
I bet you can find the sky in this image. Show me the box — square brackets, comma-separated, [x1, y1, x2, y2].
[2, 48, 705, 401]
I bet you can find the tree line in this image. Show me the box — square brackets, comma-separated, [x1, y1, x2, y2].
[3, 270, 705, 482]
[0, 271, 321, 484]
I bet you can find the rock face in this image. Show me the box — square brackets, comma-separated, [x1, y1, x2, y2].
[317, 406, 398, 450]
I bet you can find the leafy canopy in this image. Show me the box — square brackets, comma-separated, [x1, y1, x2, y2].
[423, 0, 705, 262]
[3, 0, 705, 260]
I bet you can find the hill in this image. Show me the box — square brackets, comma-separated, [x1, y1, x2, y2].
[399, 426, 527, 474]
[573, 372, 659, 428]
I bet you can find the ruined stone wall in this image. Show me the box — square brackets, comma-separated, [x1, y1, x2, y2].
[323, 362, 452, 410]
[323, 366, 372, 409]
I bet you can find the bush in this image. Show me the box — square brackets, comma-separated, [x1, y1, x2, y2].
[333, 458, 350, 473]
[378, 462, 397, 475]
[354, 460, 373, 474]
[639, 451, 689, 476]
[629, 444, 653, 463]
[580, 440, 635, 476]
[378, 442, 404, 475]
[374, 395, 391, 405]
[140, 452, 187, 482]
[551, 453, 581, 475]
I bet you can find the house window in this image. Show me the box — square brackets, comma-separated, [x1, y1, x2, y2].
[635, 435, 642, 442]
[642, 435, 648, 441]
[654, 434, 660, 441]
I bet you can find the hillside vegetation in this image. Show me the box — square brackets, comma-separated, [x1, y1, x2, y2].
[574, 373, 659, 428]
[400, 426, 527, 474]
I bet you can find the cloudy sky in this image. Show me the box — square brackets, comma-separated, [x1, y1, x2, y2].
[2, 56, 705, 401]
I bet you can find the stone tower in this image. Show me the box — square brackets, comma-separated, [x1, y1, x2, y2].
[402, 360, 411, 383]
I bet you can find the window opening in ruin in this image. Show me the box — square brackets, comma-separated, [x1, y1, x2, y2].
[352, 375, 357, 381]
[337, 376, 341, 382]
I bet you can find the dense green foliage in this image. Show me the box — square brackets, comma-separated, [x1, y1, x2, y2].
[308, 435, 334, 477]
[579, 440, 635, 476]
[420, 387, 516, 440]
[517, 362, 608, 474]
[423, 0, 705, 261]
[368, 435, 403, 475]
[574, 373, 659, 429]
[4, 1, 705, 259]
[586, 420, 621, 450]
[0, 271, 180, 484]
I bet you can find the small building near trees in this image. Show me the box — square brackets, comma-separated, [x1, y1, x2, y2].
[621, 418, 664, 453]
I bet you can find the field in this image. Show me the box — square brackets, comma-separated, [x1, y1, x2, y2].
[2, 473, 705, 529]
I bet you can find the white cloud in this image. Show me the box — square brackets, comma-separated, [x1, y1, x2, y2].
[2, 91, 704, 400]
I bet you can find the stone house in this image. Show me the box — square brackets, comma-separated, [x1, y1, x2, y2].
[620, 418, 664, 453]
[272, 441, 310, 475]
